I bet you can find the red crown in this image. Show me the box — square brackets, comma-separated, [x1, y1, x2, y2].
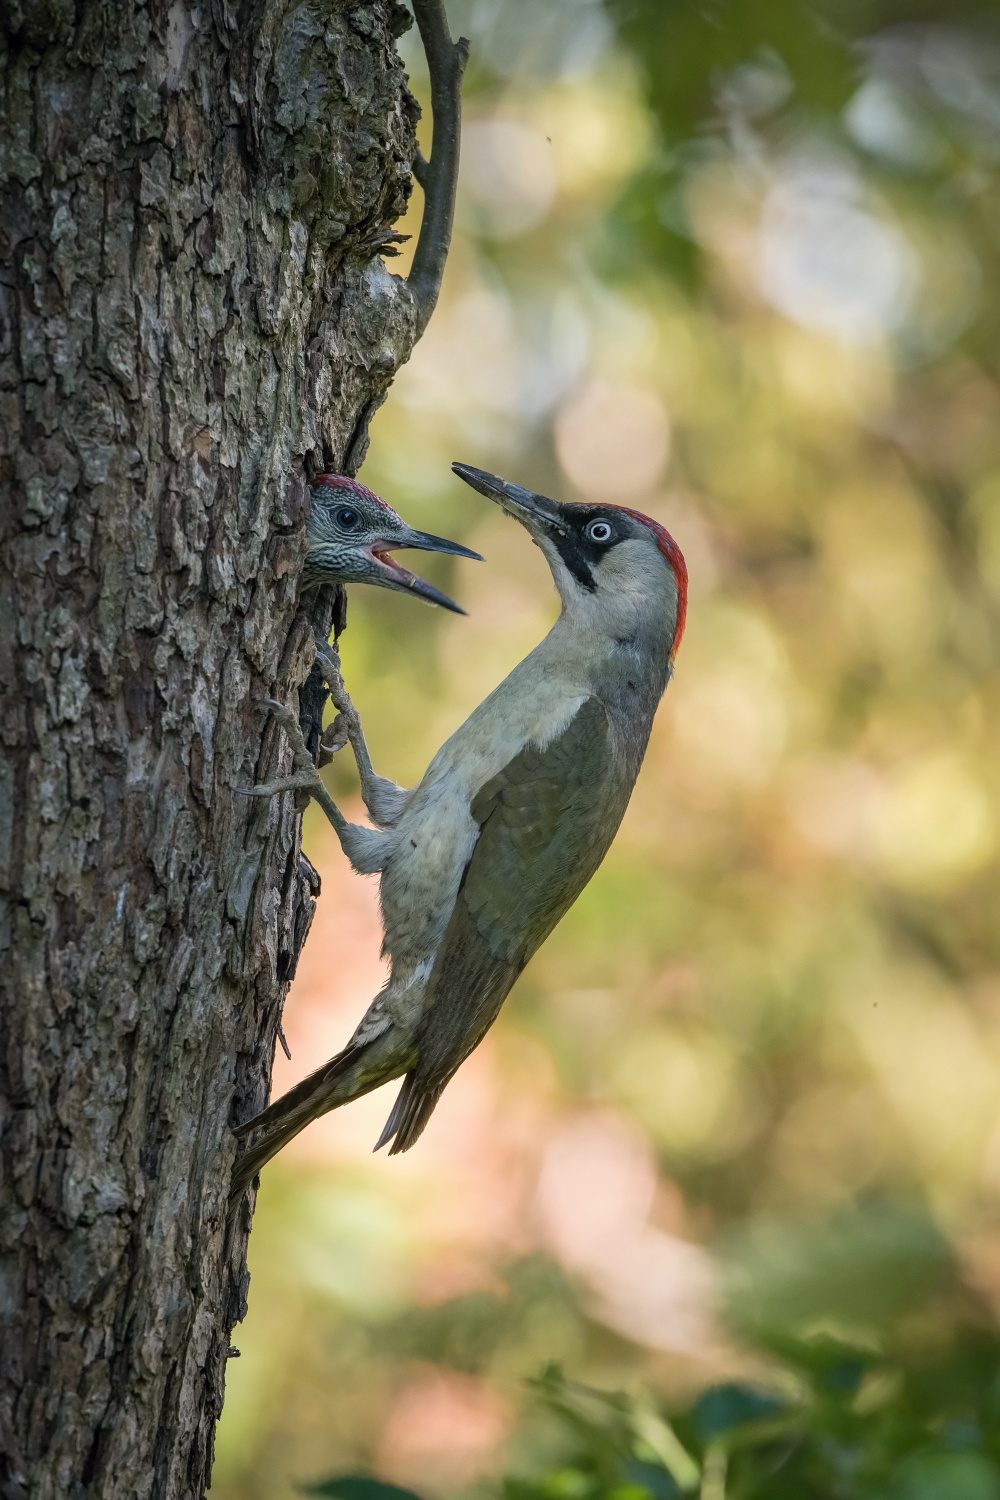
[312, 473, 393, 513]
[612, 505, 687, 658]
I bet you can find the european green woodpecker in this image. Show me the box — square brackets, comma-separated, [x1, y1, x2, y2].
[231, 464, 686, 1202]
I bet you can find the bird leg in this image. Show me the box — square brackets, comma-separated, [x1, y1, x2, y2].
[314, 636, 409, 829]
[241, 698, 390, 874]
[241, 700, 351, 836]
[313, 636, 359, 769]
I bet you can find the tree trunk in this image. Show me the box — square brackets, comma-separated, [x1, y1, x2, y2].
[0, 1, 422, 1494]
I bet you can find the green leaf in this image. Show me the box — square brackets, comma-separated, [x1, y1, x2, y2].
[690, 1383, 787, 1443]
[299, 1477, 426, 1500]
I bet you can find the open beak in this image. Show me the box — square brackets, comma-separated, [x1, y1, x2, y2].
[451, 463, 563, 538]
[368, 528, 483, 615]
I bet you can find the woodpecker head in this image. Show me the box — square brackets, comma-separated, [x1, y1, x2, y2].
[452, 464, 687, 660]
[305, 474, 482, 614]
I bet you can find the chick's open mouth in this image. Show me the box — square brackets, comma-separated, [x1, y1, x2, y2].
[369, 547, 427, 590]
[370, 546, 407, 576]
[369, 545, 430, 595]
[366, 543, 466, 614]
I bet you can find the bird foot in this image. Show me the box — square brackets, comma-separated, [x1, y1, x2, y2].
[314, 633, 343, 685]
[238, 770, 321, 799]
[314, 634, 366, 768]
[258, 698, 304, 743]
[318, 714, 350, 768]
[315, 635, 363, 728]
[238, 699, 329, 805]
[310, 637, 396, 829]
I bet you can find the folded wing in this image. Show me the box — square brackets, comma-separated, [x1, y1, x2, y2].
[379, 695, 624, 1153]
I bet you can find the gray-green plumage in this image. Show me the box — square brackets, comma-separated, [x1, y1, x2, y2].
[230, 465, 687, 1204]
[382, 695, 626, 1151]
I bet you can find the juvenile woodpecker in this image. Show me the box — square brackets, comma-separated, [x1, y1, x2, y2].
[305, 473, 482, 611]
[231, 465, 687, 1201]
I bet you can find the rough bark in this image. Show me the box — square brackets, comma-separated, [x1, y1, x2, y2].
[0, 1, 423, 1494]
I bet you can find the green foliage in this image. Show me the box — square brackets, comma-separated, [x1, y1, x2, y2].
[724, 1205, 955, 1335]
[501, 1339, 1000, 1500]
[304, 1202, 1000, 1499]
[495, 1207, 1000, 1500]
[377, 1257, 581, 1374]
[309, 1320, 1000, 1500]
[300, 1481, 425, 1500]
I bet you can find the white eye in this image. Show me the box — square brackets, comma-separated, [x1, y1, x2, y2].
[587, 519, 613, 544]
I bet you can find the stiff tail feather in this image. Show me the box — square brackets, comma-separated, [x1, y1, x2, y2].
[228, 1114, 314, 1205]
[233, 1041, 361, 1142]
[374, 1070, 445, 1156]
[228, 1030, 411, 1211]
[228, 1044, 361, 1209]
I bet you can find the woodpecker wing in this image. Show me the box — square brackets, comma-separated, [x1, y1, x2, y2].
[462, 694, 617, 959]
[379, 696, 630, 1153]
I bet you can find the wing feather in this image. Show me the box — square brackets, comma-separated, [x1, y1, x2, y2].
[377, 697, 626, 1152]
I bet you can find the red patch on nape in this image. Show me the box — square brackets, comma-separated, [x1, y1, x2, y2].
[613, 505, 688, 658]
[312, 473, 394, 513]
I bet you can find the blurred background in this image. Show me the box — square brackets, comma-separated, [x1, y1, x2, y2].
[212, 2, 1000, 1495]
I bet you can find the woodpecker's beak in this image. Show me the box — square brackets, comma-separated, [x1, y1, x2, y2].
[451, 464, 563, 539]
[367, 527, 483, 615]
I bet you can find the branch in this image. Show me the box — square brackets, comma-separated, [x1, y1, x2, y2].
[406, 0, 470, 340]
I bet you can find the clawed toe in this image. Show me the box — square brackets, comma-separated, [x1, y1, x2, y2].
[314, 637, 358, 718]
[324, 713, 350, 751]
[314, 635, 341, 671]
[318, 713, 351, 768]
[257, 697, 300, 733]
[314, 637, 344, 691]
[329, 681, 358, 721]
[238, 771, 321, 799]
[246, 688, 349, 834]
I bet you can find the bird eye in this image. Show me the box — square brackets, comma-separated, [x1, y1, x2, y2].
[336, 507, 359, 529]
[587, 519, 613, 544]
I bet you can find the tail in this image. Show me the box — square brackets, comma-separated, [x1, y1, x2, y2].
[228, 1027, 411, 1212]
[374, 1071, 446, 1156]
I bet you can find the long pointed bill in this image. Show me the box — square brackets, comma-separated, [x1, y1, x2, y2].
[398, 528, 483, 562]
[367, 527, 482, 614]
[451, 463, 563, 537]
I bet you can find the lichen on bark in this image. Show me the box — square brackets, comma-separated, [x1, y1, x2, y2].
[0, 2, 426, 1494]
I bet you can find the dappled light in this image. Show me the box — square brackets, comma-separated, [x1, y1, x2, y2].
[212, 2, 1000, 1497]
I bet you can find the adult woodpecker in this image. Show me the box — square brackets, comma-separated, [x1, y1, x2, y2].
[231, 464, 687, 1202]
[305, 472, 482, 611]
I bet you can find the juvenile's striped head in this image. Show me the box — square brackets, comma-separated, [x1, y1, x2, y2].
[451, 464, 687, 662]
[306, 475, 482, 614]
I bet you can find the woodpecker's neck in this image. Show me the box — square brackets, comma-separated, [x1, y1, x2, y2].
[542, 540, 679, 698]
[545, 601, 674, 707]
